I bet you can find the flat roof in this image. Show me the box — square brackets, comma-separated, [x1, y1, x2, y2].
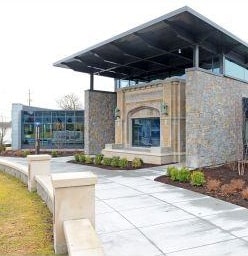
[54, 6, 248, 81]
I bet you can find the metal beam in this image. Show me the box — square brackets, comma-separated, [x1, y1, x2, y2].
[134, 32, 193, 62]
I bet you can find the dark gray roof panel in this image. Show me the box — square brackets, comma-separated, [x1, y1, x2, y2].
[54, 6, 248, 80]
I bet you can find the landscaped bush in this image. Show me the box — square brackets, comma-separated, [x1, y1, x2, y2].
[111, 156, 120, 167]
[166, 166, 177, 177]
[190, 171, 206, 186]
[94, 154, 104, 165]
[0, 145, 5, 153]
[74, 153, 80, 162]
[230, 179, 245, 192]
[241, 187, 248, 200]
[206, 179, 221, 192]
[79, 154, 86, 163]
[220, 184, 236, 196]
[177, 167, 191, 182]
[22, 150, 31, 157]
[51, 150, 58, 157]
[102, 157, 112, 166]
[119, 158, 129, 169]
[85, 155, 94, 164]
[131, 157, 143, 168]
[170, 167, 180, 181]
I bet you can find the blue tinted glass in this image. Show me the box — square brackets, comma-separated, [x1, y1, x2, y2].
[225, 59, 247, 81]
[132, 118, 160, 147]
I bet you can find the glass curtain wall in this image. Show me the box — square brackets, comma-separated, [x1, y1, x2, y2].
[132, 118, 160, 147]
[22, 110, 84, 149]
[225, 59, 248, 82]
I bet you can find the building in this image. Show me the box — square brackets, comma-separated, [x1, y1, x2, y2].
[12, 103, 84, 150]
[54, 6, 248, 168]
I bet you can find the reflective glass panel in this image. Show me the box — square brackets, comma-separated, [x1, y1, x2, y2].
[132, 118, 160, 147]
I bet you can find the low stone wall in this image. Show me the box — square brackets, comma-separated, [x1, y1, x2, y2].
[0, 159, 28, 184]
[0, 156, 102, 256]
[36, 175, 54, 213]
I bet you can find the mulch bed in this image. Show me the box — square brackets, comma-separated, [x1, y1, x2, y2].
[68, 160, 162, 170]
[0, 150, 82, 157]
[155, 164, 248, 209]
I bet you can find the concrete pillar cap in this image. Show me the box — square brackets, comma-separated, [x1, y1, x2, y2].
[27, 154, 51, 161]
[51, 172, 97, 188]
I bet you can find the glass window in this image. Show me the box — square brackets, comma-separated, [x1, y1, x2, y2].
[200, 56, 220, 74]
[132, 118, 160, 147]
[225, 59, 248, 82]
[21, 110, 84, 149]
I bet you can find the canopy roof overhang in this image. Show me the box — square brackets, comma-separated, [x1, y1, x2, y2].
[54, 6, 248, 82]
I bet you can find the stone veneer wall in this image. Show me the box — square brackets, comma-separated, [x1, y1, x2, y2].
[84, 90, 116, 154]
[186, 68, 248, 168]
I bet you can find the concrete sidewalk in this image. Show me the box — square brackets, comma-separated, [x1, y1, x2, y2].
[3, 156, 248, 255]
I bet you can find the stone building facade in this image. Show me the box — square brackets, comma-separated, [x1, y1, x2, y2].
[102, 69, 248, 167]
[186, 68, 248, 168]
[102, 78, 186, 164]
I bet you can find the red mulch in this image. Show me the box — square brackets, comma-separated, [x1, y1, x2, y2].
[0, 150, 82, 157]
[155, 164, 248, 209]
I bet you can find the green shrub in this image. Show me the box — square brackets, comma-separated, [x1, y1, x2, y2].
[0, 145, 6, 153]
[131, 157, 143, 168]
[170, 168, 180, 181]
[102, 157, 112, 166]
[79, 154, 86, 163]
[22, 150, 31, 157]
[95, 154, 104, 165]
[190, 171, 206, 186]
[119, 158, 129, 168]
[51, 150, 58, 157]
[85, 155, 94, 164]
[74, 153, 80, 162]
[111, 156, 120, 167]
[166, 166, 177, 177]
[177, 167, 191, 182]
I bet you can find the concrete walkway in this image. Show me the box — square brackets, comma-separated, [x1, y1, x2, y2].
[3, 156, 248, 255]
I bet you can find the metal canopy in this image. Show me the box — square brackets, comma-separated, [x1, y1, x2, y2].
[54, 6, 248, 82]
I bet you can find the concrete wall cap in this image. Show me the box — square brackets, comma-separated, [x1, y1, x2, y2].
[51, 172, 97, 188]
[27, 154, 51, 161]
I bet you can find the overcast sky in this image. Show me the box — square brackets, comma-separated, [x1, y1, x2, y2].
[1, 0, 248, 120]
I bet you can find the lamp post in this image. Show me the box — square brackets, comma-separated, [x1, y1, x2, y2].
[35, 122, 40, 154]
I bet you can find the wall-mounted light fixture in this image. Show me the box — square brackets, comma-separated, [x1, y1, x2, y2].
[178, 48, 181, 54]
[114, 107, 120, 119]
[160, 103, 168, 115]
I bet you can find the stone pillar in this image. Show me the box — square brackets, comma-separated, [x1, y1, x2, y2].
[27, 154, 51, 192]
[84, 90, 116, 154]
[51, 172, 97, 254]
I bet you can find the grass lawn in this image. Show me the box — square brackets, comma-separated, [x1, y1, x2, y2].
[0, 171, 55, 255]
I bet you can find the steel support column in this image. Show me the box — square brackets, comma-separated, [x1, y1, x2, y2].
[193, 44, 199, 68]
[219, 53, 225, 74]
[90, 73, 94, 90]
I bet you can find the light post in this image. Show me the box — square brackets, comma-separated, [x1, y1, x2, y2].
[35, 122, 40, 154]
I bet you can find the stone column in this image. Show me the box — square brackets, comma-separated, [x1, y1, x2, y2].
[27, 154, 51, 192]
[51, 172, 97, 254]
[84, 90, 116, 154]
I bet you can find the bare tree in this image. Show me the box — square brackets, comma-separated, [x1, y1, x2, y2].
[56, 93, 82, 110]
[0, 116, 9, 146]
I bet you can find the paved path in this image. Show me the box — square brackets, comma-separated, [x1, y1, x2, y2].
[3, 156, 248, 256]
